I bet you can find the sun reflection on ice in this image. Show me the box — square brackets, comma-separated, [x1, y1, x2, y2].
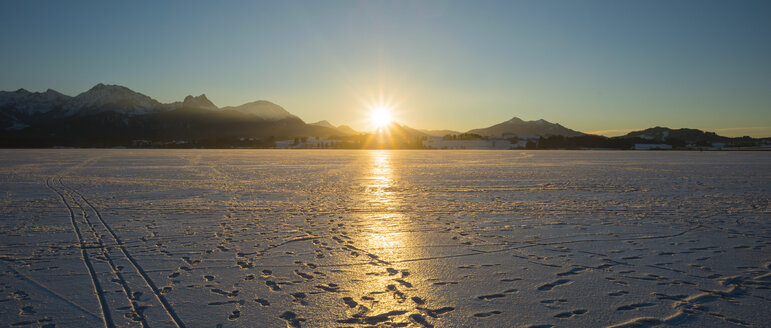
[360, 150, 417, 262]
[365, 151, 393, 199]
[347, 150, 421, 320]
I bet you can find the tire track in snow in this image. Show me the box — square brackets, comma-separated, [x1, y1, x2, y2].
[62, 180, 150, 328]
[44, 177, 114, 328]
[60, 177, 187, 328]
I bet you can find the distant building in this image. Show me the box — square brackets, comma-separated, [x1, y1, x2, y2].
[686, 142, 726, 150]
[634, 144, 673, 150]
[132, 140, 152, 147]
[274, 140, 295, 148]
[274, 137, 338, 149]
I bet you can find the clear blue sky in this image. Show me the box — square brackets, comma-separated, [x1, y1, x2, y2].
[1, 0, 769, 136]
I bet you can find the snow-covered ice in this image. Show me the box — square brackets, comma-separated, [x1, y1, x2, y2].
[0, 149, 768, 327]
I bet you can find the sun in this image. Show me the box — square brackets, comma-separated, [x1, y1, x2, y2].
[370, 106, 393, 128]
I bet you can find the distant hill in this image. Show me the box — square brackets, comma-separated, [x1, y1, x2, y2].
[533, 126, 768, 149]
[392, 124, 429, 137]
[467, 117, 584, 137]
[221, 100, 298, 121]
[619, 127, 730, 144]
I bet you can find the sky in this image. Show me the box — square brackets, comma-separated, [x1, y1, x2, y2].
[1, 0, 770, 137]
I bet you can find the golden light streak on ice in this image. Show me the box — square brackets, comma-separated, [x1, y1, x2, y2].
[360, 151, 417, 262]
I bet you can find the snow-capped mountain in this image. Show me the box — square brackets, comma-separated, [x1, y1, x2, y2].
[0, 88, 72, 130]
[0, 88, 70, 114]
[221, 100, 298, 121]
[64, 83, 164, 116]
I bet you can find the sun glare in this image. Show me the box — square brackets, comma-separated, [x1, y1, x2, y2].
[370, 106, 393, 128]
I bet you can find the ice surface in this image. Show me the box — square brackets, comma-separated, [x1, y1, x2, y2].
[0, 150, 768, 327]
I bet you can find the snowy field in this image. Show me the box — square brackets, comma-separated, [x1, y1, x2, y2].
[0, 149, 769, 328]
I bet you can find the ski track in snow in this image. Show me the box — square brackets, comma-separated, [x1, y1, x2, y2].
[0, 149, 769, 327]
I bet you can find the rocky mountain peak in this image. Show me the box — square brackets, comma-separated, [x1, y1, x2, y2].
[182, 94, 218, 110]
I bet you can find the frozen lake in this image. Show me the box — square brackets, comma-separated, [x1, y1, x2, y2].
[0, 149, 769, 327]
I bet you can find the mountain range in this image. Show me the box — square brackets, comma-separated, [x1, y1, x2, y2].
[0, 84, 304, 127]
[0, 84, 356, 146]
[1, 84, 766, 148]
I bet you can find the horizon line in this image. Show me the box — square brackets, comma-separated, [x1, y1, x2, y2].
[3, 83, 770, 139]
